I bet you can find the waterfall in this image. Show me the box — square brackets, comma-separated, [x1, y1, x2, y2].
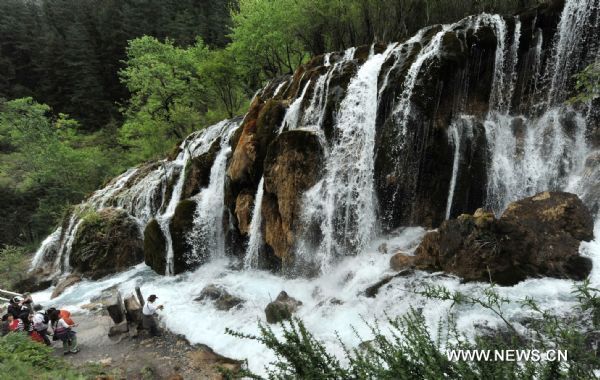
[546, 0, 599, 105]
[187, 121, 239, 264]
[159, 148, 192, 275]
[280, 79, 311, 132]
[30, 228, 62, 271]
[393, 28, 448, 138]
[299, 44, 396, 271]
[483, 0, 597, 214]
[244, 177, 265, 269]
[301, 48, 356, 133]
[445, 124, 461, 220]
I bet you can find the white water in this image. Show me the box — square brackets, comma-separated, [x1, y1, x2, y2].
[546, 0, 599, 105]
[27, 0, 600, 376]
[30, 228, 62, 271]
[187, 121, 239, 263]
[299, 44, 396, 272]
[244, 177, 265, 269]
[445, 122, 461, 220]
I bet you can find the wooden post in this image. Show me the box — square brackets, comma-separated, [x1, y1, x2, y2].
[135, 286, 145, 307]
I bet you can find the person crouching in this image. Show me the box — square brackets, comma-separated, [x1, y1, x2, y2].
[142, 294, 163, 337]
[50, 309, 79, 355]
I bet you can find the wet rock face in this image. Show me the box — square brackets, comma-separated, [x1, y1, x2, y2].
[262, 130, 325, 266]
[182, 137, 221, 199]
[144, 219, 167, 275]
[70, 208, 144, 280]
[169, 200, 198, 274]
[194, 285, 244, 311]
[414, 192, 594, 285]
[264, 291, 302, 323]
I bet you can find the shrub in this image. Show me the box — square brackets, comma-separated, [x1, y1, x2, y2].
[228, 283, 600, 379]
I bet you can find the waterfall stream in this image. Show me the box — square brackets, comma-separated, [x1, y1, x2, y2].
[28, 0, 600, 375]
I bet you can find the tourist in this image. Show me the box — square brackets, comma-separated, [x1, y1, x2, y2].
[32, 309, 52, 346]
[50, 309, 79, 355]
[7, 313, 24, 332]
[1, 314, 9, 336]
[142, 294, 163, 337]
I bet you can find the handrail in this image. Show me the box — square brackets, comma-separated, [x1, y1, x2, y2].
[0, 289, 22, 298]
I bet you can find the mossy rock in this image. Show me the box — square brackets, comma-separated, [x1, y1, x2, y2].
[144, 218, 167, 275]
[70, 208, 144, 280]
[169, 199, 198, 274]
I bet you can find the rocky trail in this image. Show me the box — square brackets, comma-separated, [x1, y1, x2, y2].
[55, 310, 242, 379]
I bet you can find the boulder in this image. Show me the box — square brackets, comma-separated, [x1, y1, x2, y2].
[264, 291, 302, 323]
[144, 219, 167, 275]
[182, 137, 221, 199]
[363, 270, 413, 298]
[169, 200, 198, 273]
[51, 274, 81, 299]
[13, 268, 53, 293]
[414, 192, 594, 285]
[262, 130, 325, 266]
[108, 321, 129, 337]
[70, 208, 144, 279]
[93, 287, 126, 324]
[124, 294, 142, 324]
[235, 192, 254, 236]
[389, 252, 416, 272]
[187, 344, 243, 376]
[194, 285, 244, 311]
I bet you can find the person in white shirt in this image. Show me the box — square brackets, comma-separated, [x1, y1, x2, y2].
[50, 311, 79, 355]
[32, 310, 51, 346]
[142, 294, 163, 337]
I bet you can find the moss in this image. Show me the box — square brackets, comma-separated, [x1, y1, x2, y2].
[143, 218, 166, 275]
[70, 208, 144, 279]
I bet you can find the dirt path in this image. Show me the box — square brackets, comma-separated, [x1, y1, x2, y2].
[53, 311, 243, 379]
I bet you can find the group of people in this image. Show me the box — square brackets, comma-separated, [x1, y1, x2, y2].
[1, 294, 79, 355]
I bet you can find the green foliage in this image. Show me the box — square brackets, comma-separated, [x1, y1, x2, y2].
[0, 0, 234, 129]
[0, 246, 28, 289]
[228, 0, 546, 80]
[0, 332, 84, 379]
[229, 283, 600, 379]
[0, 98, 122, 245]
[569, 63, 600, 105]
[119, 37, 249, 161]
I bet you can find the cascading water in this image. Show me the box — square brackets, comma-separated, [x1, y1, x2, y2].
[445, 116, 475, 220]
[29, 0, 600, 375]
[187, 121, 239, 264]
[298, 44, 396, 271]
[243, 177, 265, 269]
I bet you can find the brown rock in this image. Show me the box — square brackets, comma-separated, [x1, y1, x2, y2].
[262, 130, 325, 265]
[414, 192, 594, 285]
[265, 291, 302, 323]
[235, 192, 254, 236]
[124, 294, 142, 324]
[389, 252, 416, 271]
[182, 137, 221, 199]
[70, 208, 144, 280]
[51, 274, 81, 299]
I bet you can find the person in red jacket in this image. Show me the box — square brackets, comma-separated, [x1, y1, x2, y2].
[7, 313, 24, 332]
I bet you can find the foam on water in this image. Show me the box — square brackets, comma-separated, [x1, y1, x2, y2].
[36, 224, 600, 375]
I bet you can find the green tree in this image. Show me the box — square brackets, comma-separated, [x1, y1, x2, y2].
[119, 37, 210, 160]
[0, 97, 117, 244]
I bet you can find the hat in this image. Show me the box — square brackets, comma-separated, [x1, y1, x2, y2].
[148, 294, 158, 300]
[11, 297, 21, 304]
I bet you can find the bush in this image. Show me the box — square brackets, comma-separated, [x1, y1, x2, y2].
[0, 246, 29, 290]
[228, 282, 600, 379]
[0, 333, 83, 379]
